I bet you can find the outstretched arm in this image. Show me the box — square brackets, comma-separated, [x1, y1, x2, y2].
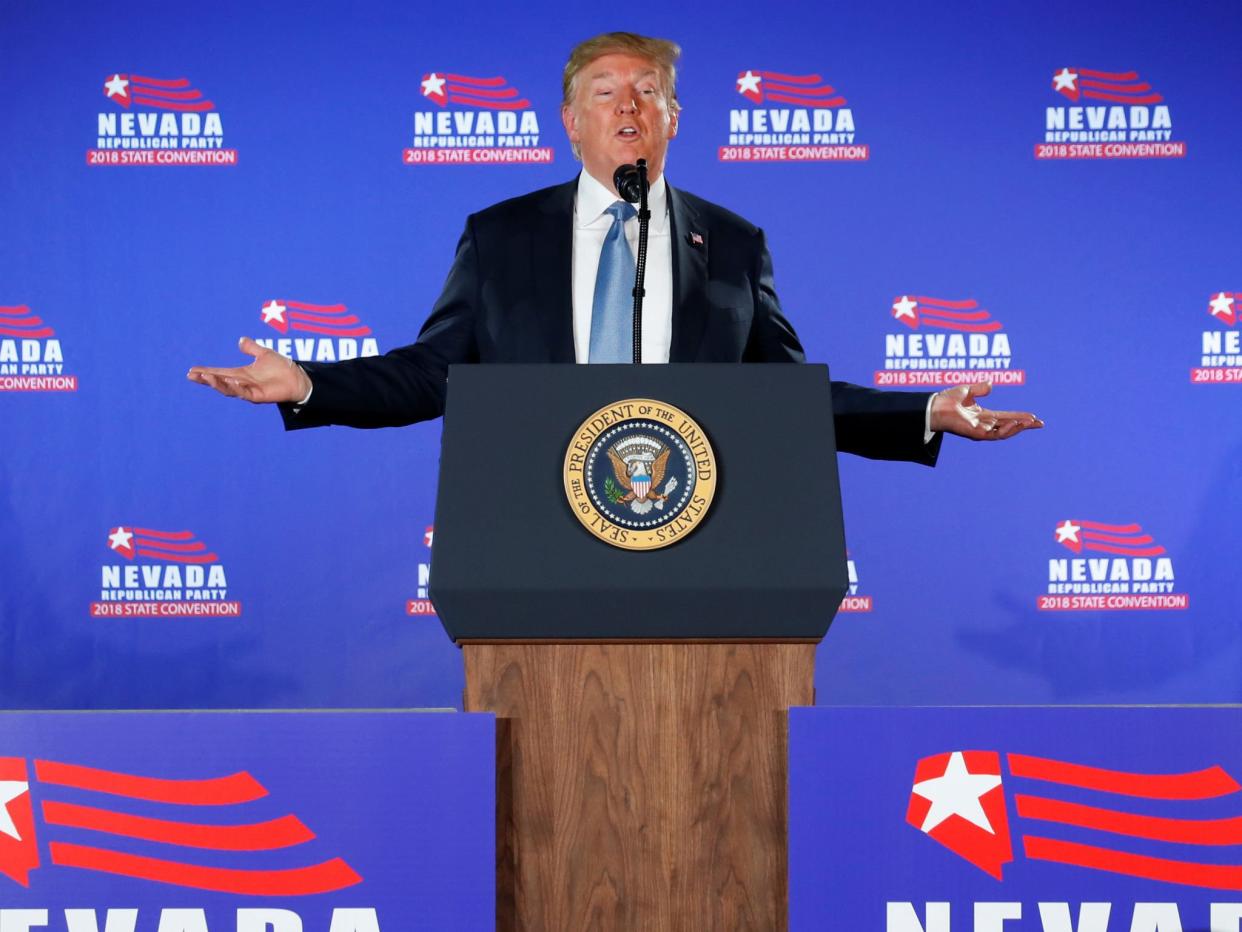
[187, 336, 311, 404]
[930, 382, 1044, 440]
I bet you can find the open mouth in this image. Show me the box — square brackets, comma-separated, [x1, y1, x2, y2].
[616, 126, 640, 139]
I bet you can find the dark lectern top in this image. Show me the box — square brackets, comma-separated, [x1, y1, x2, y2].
[430, 364, 847, 640]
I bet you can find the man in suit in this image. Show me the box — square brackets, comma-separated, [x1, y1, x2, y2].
[188, 32, 1041, 458]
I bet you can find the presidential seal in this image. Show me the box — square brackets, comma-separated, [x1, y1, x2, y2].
[563, 398, 717, 551]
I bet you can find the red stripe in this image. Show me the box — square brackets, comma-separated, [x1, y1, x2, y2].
[132, 529, 193, 540]
[36, 761, 267, 805]
[134, 539, 206, 553]
[446, 84, 519, 100]
[127, 86, 204, 101]
[1008, 754, 1240, 799]
[287, 311, 363, 326]
[0, 316, 47, 328]
[446, 94, 531, 110]
[443, 74, 506, 86]
[1082, 90, 1164, 105]
[920, 319, 1003, 333]
[0, 327, 54, 338]
[50, 843, 361, 896]
[43, 801, 314, 851]
[1024, 835, 1242, 890]
[131, 76, 192, 88]
[1080, 79, 1153, 93]
[762, 92, 845, 108]
[288, 322, 373, 337]
[1077, 69, 1139, 80]
[283, 301, 347, 313]
[761, 83, 838, 97]
[917, 297, 979, 309]
[1082, 531, 1154, 546]
[757, 71, 823, 85]
[1077, 521, 1142, 533]
[132, 97, 215, 112]
[0, 305, 32, 315]
[917, 307, 991, 321]
[1016, 794, 1242, 845]
[134, 547, 218, 564]
[1081, 542, 1167, 557]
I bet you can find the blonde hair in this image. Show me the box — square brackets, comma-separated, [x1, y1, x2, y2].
[562, 32, 682, 114]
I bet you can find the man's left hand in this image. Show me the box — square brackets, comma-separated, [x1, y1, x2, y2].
[930, 382, 1044, 441]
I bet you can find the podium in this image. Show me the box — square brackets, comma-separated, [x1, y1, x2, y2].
[433, 365, 848, 931]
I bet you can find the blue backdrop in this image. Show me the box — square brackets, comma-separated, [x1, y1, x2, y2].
[2, 0, 1239, 710]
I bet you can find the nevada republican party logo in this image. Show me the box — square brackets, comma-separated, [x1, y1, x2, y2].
[90, 73, 236, 166]
[92, 526, 241, 618]
[1192, 292, 1242, 384]
[0, 305, 77, 392]
[1036, 67, 1185, 160]
[875, 296, 1024, 388]
[1037, 518, 1187, 612]
[404, 71, 552, 165]
[720, 68, 866, 163]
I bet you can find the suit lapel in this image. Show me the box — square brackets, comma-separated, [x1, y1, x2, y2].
[667, 184, 709, 363]
[532, 180, 577, 363]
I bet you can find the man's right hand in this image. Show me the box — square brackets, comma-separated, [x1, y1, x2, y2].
[187, 336, 312, 404]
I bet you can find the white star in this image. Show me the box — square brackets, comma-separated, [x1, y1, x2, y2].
[108, 527, 134, 551]
[0, 781, 29, 841]
[1052, 68, 1078, 92]
[736, 71, 762, 95]
[1209, 292, 1235, 319]
[421, 73, 446, 98]
[1055, 520, 1081, 543]
[912, 752, 1002, 834]
[261, 300, 287, 324]
[104, 73, 130, 99]
[892, 295, 918, 320]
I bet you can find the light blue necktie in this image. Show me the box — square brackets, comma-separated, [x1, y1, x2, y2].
[588, 201, 638, 363]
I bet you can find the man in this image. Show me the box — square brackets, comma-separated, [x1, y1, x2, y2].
[188, 32, 1041, 455]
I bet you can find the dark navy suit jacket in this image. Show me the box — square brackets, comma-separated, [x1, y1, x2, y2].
[282, 178, 941, 465]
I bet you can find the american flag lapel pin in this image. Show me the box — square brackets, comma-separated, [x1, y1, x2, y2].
[688, 232, 704, 247]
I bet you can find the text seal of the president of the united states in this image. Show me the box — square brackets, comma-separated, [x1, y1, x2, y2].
[563, 398, 717, 551]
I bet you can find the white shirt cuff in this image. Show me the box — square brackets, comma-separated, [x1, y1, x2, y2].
[923, 393, 936, 444]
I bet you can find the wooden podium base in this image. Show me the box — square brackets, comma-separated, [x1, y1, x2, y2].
[462, 640, 816, 932]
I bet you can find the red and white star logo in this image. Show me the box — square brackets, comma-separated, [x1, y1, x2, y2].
[103, 73, 129, 100]
[892, 295, 918, 322]
[1054, 520, 1081, 546]
[107, 526, 135, 558]
[1209, 292, 1236, 326]
[911, 752, 1003, 834]
[736, 70, 762, 95]
[1052, 68, 1078, 93]
[421, 72, 447, 104]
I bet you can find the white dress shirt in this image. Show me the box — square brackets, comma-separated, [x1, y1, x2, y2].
[571, 170, 673, 364]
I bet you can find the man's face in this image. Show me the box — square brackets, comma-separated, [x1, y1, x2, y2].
[561, 52, 679, 194]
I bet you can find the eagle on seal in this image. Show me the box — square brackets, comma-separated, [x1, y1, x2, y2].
[608, 444, 672, 514]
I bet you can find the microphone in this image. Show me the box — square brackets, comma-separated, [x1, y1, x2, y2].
[613, 163, 646, 204]
[612, 161, 651, 364]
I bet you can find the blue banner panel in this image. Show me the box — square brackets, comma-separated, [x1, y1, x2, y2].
[0, 711, 493, 929]
[1, 0, 1240, 711]
[790, 706, 1242, 930]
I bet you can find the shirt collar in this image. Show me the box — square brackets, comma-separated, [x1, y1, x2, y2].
[575, 170, 668, 231]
